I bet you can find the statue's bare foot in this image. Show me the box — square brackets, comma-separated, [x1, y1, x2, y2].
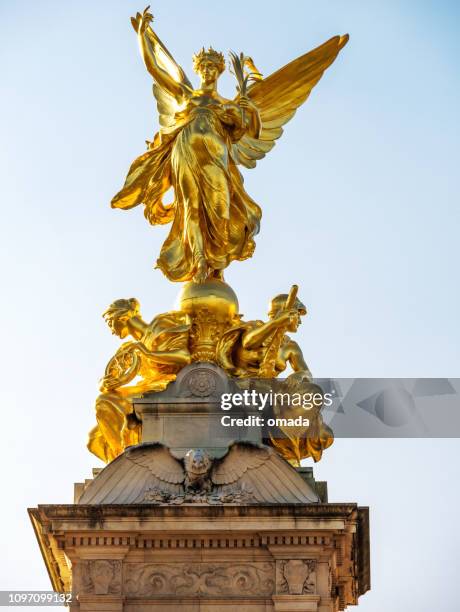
[194, 259, 208, 283]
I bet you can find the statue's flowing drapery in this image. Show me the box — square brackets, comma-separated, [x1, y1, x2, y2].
[112, 102, 261, 281]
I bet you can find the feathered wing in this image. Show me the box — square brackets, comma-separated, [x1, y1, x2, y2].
[153, 83, 178, 130]
[211, 442, 319, 503]
[78, 443, 185, 504]
[233, 34, 349, 169]
[126, 442, 185, 484]
[212, 442, 270, 484]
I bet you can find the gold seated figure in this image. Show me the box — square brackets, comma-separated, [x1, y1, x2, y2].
[87, 298, 191, 463]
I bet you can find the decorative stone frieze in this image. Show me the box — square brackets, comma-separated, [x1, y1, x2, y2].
[29, 504, 370, 611]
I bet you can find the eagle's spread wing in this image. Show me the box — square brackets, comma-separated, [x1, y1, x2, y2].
[126, 442, 185, 484]
[77, 443, 184, 504]
[211, 441, 319, 503]
[233, 35, 349, 169]
[212, 442, 270, 484]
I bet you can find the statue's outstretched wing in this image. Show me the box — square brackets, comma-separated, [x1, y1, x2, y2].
[78, 442, 184, 504]
[211, 441, 319, 503]
[233, 35, 349, 169]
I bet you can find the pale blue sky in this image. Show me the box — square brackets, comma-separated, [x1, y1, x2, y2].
[1, 1, 459, 610]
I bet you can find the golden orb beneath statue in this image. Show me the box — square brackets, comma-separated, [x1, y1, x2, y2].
[176, 280, 240, 363]
[176, 279, 239, 320]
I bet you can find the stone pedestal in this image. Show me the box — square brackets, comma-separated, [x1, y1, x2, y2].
[30, 364, 369, 609]
[133, 363, 262, 458]
[29, 504, 369, 611]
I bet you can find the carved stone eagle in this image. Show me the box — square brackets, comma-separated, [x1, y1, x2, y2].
[78, 441, 320, 505]
[183, 448, 213, 492]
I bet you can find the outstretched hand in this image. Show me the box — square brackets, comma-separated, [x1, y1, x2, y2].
[131, 6, 153, 34]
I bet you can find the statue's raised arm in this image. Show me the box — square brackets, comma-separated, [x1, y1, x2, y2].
[131, 8, 193, 113]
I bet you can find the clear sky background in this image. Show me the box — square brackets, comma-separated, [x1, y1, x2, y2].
[1, 0, 459, 610]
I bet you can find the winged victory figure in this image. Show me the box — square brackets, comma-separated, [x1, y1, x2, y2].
[111, 7, 348, 282]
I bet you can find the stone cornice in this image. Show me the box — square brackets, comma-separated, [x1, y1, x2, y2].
[28, 503, 370, 610]
[32, 503, 361, 520]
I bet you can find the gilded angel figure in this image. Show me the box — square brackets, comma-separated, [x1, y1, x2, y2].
[112, 8, 348, 282]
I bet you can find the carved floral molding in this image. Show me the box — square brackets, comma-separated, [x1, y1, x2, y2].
[124, 562, 275, 597]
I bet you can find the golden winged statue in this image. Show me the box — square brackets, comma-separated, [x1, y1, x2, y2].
[111, 7, 348, 283]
